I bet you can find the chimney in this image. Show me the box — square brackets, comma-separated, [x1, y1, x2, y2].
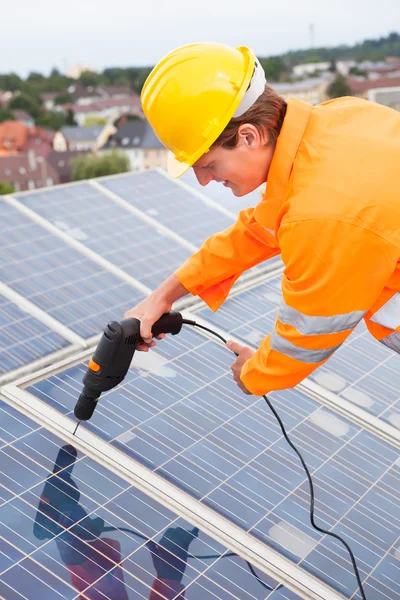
[27, 149, 36, 171]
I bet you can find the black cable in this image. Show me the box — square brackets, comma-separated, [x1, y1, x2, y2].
[103, 526, 275, 590]
[186, 319, 367, 600]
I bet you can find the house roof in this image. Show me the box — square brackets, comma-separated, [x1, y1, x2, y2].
[104, 120, 163, 149]
[0, 154, 59, 185]
[64, 96, 142, 113]
[60, 125, 104, 141]
[40, 92, 58, 101]
[70, 85, 102, 101]
[98, 86, 133, 97]
[0, 120, 28, 152]
[348, 76, 400, 93]
[46, 150, 88, 177]
[12, 110, 33, 122]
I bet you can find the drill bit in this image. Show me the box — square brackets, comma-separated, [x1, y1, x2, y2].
[73, 421, 80, 436]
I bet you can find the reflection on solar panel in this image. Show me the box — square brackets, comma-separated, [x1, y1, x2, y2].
[195, 275, 400, 432]
[181, 169, 263, 213]
[25, 326, 400, 599]
[0, 200, 144, 338]
[99, 171, 236, 246]
[16, 182, 192, 290]
[0, 294, 68, 375]
[0, 401, 292, 600]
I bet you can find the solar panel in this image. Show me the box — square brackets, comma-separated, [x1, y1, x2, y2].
[195, 275, 400, 432]
[0, 400, 294, 600]
[15, 182, 192, 290]
[180, 169, 264, 214]
[99, 171, 236, 246]
[0, 294, 69, 375]
[23, 326, 400, 599]
[0, 200, 144, 338]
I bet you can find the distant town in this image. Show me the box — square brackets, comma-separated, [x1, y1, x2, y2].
[1, 31, 399, 194]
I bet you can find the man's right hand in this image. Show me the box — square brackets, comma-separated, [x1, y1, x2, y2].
[123, 294, 172, 352]
[123, 275, 189, 352]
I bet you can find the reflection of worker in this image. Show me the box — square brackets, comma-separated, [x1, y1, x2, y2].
[124, 42, 400, 398]
[148, 527, 199, 599]
[34, 445, 198, 598]
[34, 445, 129, 600]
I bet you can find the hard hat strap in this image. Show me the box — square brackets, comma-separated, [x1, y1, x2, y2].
[233, 59, 267, 117]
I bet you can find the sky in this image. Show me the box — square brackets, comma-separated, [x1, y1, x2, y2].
[2, 0, 400, 77]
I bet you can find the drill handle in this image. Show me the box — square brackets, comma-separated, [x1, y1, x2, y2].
[146, 311, 183, 340]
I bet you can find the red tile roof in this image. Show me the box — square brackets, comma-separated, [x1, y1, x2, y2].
[348, 76, 400, 93]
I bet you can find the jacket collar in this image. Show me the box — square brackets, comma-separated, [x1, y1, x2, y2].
[254, 98, 312, 232]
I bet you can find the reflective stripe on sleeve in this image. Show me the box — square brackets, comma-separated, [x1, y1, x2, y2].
[379, 331, 400, 353]
[270, 330, 341, 364]
[370, 293, 400, 330]
[278, 300, 366, 336]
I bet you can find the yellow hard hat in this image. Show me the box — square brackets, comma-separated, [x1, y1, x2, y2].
[141, 42, 266, 178]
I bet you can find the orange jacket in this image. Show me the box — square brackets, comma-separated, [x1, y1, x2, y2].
[174, 97, 400, 395]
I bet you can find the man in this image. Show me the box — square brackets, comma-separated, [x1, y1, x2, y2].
[124, 42, 400, 396]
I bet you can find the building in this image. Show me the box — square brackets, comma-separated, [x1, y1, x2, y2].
[368, 86, 400, 110]
[55, 124, 115, 152]
[292, 62, 331, 78]
[0, 120, 55, 158]
[97, 86, 133, 100]
[12, 110, 35, 127]
[65, 63, 97, 80]
[62, 96, 142, 126]
[68, 85, 103, 106]
[102, 120, 167, 170]
[40, 92, 59, 111]
[272, 75, 332, 105]
[46, 150, 89, 183]
[0, 152, 59, 191]
[348, 76, 400, 99]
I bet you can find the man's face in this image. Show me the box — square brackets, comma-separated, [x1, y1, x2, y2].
[192, 124, 275, 197]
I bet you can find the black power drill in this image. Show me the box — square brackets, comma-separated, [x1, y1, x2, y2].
[73, 311, 184, 429]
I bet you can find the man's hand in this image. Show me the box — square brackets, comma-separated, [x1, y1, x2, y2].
[226, 340, 254, 395]
[147, 527, 199, 582]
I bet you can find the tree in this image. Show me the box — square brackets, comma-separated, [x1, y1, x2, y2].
[65, 109, 77, 126]
[0, 182, 15, 195]
[0, 73, 22, 91]
[35, 110, 66, 130]
[71, 151, 129, 181]
[54, 93, 72, 105]
[0, 108, 15, 122]
[327, 74, 352, 99]
[8, 92, 41, 118]
[79, 70, 102, 87]
[84, 115, 107, 126]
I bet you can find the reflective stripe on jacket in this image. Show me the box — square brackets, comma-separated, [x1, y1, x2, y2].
[174, 96, 400, 395]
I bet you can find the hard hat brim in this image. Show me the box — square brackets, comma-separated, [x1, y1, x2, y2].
[167, 151, 192, 179]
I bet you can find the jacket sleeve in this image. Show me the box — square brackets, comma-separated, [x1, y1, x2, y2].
[174, 207, 280, 311]
[240, 218, 399, 395]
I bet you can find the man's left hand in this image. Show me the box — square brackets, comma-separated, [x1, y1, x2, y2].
[226, 340, 254, 395]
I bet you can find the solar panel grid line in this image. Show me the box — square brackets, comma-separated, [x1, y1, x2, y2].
[192, 287, 400, 449]
[0, 281, 85, 348]
[3, 195, 153, 297]
[156, 167, 239, 220]
[90, 179, 199, 253]
[298, 380, 400, 450]
[0, 388, 345, 600]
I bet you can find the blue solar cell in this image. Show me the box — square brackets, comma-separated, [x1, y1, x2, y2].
[16, 182, 191, 289]
[100, 171, 236, 245]
[0, 401, 286, 599]
[196, 276, 400, 432]
[26, 327, 400, 598]
[0, 294, 68, 375]
[0, 201, 144, 338]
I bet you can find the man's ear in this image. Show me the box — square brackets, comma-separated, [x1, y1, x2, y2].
[237, 123, 265, 148]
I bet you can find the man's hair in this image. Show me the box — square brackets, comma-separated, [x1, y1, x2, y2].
[212, 85, 287, 149]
